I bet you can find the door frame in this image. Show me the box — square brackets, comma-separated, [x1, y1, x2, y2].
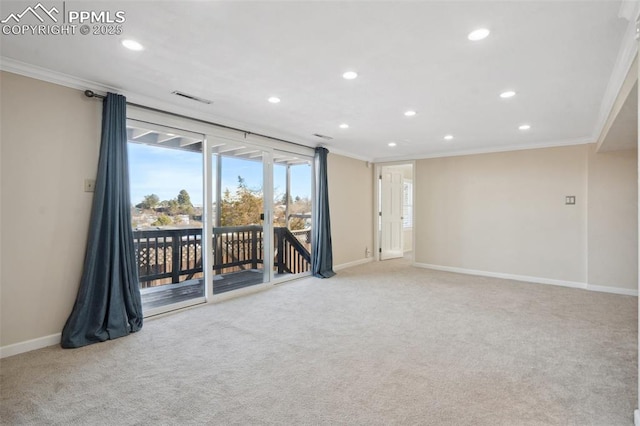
[380, 167, 404, 260]
[269, 149, 315, 286]
[126, 118, 208, 317]
[210, 138, 273, 288]
[373, 161, 415, 263]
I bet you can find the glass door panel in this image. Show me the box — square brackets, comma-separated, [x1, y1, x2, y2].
[273, 152, 312, 279]
[211, 142, 267, 294]
[127, 120, 205, 315]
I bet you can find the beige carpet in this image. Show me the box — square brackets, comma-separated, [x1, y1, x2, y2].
[1, 259, 637, 425]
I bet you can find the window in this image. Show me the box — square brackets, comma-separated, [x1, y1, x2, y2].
[127, 121, 205, 315]
[403, 180, 412, 228]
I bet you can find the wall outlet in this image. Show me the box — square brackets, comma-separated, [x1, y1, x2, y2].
[565, 195, 576, 205]
[84, 179, 96, 192]
[365, 248, 372, 258]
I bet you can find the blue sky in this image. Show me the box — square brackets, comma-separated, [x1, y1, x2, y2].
[128, 143, 311, 206]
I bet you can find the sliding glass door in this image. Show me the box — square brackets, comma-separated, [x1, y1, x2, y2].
[127, 120, 206, 315]
[211, 142, 268, 294]
[126, 111, 314, 311]
[209, 144, 313, 291]
[272, 152, 313, 279]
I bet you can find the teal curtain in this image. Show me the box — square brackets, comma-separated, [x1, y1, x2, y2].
[311, 147, 335, 278]
[61, 93, 143, 348]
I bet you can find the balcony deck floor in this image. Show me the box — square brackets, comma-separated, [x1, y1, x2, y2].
[140, 269, 266, 311]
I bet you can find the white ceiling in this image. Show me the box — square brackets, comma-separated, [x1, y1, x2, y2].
[0, 1, 636, 161]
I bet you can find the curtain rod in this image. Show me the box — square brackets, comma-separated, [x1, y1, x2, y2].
[83, 90, 314, 151]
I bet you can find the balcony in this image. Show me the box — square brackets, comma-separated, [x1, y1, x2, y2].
[133, 226, 311, 311]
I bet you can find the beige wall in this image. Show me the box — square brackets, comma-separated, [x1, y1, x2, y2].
[587, 145, 638, 290]
[404, 229, 412, 252]
[414, 144, 638, 290]
[1, 72, 101, 347]
[328, 153, 374, 266]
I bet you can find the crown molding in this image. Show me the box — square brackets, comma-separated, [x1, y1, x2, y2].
[618, 0, 640, 21]
[325, 146, 373, 163]
[0, 56, 317, 152]
[592, 4, 640, 143]
[0, 56, 118, 93]
[596, 55, 637, 150]
[372, 135, 595, 163]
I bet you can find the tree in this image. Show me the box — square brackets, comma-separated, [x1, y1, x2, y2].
[136, 193, 160, 210]
[289, 196, 311, 230]
[237, 176, 247, 190]
[166, 199, 180, 215]
[220, 176, 263, 226]
[176, 189, 195, 215]
[177, 189, 192, 207]
[157, 190, 195, 217]
[152, 214, 172, 226]
[278, 193, 292, 206]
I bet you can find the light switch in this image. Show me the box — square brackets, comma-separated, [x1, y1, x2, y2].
[84, 179, 96, 192]
[565, 196, 576, 205]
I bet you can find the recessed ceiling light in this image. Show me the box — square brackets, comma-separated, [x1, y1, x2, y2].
[342, 71, 358, 80]
[444, 135, 454, 140]
[519, 124, 531, 130]
[339, 123, 349, 129]
[388, 142, 397, 147]
[121, 39, 144, 51]
[268, 96, 281, 104]
[500, 91, 516, 98]
[468, 28, 490, 41]
[404, 110, 417, 117]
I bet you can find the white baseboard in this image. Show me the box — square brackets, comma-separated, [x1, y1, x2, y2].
[635, 409, 639, 426]
[334, 257, 374, 271]
[0, 333, 60, 359]
[413, 263, 638, 296]
[586, 284, 638, 297]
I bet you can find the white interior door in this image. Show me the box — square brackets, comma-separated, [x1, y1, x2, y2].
[380, 169, 404, 260]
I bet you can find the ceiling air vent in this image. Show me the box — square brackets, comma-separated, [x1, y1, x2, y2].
[171, 91, 213, 105]
[313, 133, 333, 140]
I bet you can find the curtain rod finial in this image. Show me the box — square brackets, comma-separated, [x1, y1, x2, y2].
[84, 90, 106, 99]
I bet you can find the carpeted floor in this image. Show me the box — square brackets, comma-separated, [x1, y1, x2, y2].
[1, 259, 637, 425]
